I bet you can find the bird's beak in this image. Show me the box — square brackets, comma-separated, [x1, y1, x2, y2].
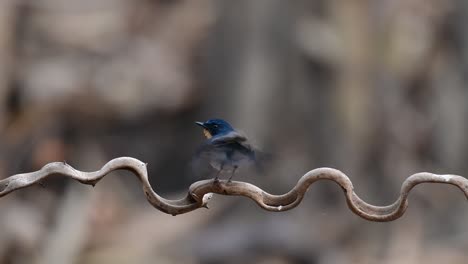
[196, 121, 212, 139]
[195, 121, 206, 128]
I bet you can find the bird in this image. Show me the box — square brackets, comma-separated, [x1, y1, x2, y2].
[194, 119, 256, 182]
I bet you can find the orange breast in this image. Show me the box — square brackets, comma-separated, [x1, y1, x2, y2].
[203, 129, 212, 139]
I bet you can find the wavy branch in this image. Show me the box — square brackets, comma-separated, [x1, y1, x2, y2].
[0, 157, 467, 221]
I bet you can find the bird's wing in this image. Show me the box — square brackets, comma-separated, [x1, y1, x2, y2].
[191, 131, 270, 178]
[211, 131, 255, 152]
[190, 132, 246, 178]
[210, 131, 247, 144]
[194, 131, 252, 161]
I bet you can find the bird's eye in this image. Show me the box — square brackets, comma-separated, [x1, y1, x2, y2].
[214, 125, 218, 128]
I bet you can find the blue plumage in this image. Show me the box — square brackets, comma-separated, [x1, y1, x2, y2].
[195, 119, 256, 182]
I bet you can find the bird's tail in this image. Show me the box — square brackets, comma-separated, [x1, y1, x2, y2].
[251, 149, 272, 175]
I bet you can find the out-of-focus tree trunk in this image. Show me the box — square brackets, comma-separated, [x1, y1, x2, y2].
[0, 0, 16, 130]
[205, 0, 292, 145]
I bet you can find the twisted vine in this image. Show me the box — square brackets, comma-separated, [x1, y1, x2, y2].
[0, 157, 467, 221]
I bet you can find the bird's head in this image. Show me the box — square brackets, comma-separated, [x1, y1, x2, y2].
[195, 119, 234, 139]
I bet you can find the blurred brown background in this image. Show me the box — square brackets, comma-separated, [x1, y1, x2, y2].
[1, 0, 468, 263]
